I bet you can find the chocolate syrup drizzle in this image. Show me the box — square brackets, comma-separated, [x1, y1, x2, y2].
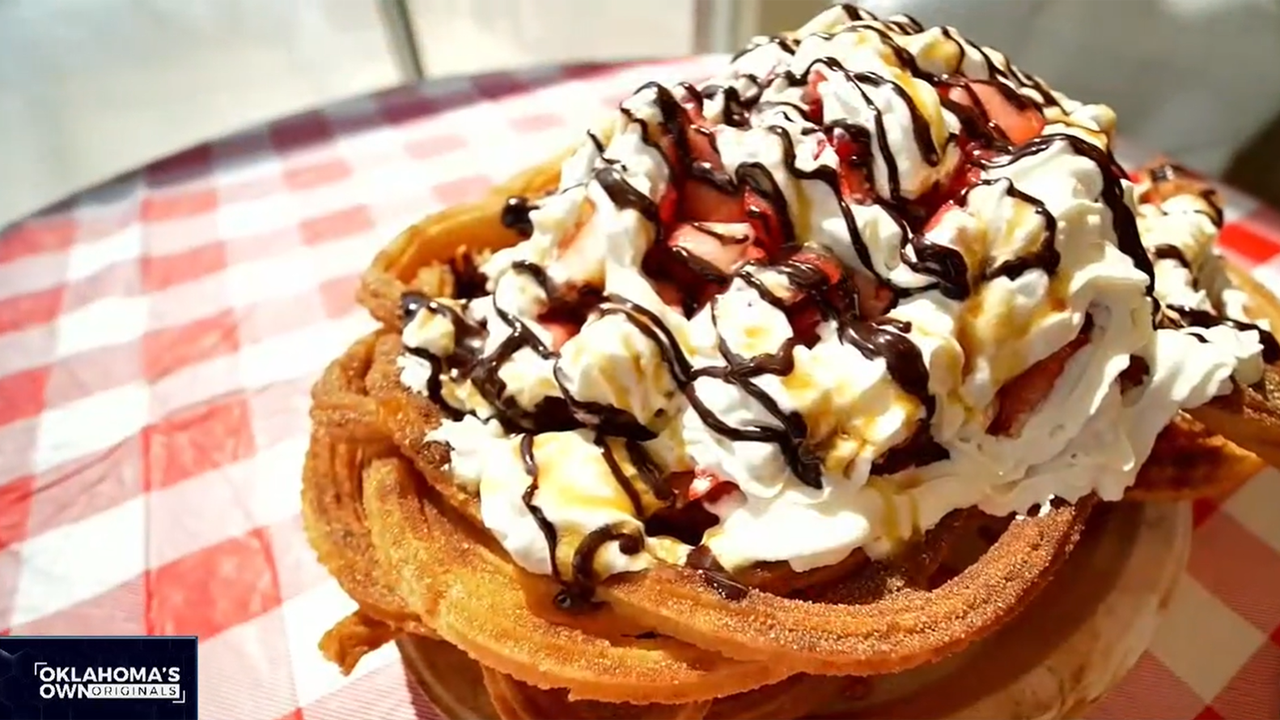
[415, 9, 1272, 603]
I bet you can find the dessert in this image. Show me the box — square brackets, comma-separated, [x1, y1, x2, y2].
[303, 4, 1280, 718]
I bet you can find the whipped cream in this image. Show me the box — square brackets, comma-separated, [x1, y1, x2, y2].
[399, 5, 1275, 586]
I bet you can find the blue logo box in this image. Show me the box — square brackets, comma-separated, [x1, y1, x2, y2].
[0, 636, 197, 720]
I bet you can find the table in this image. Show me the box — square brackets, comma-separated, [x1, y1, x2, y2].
[1, 56, 1278, 720]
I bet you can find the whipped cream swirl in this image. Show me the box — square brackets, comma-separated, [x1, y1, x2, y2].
[396, 5, 1278, 599]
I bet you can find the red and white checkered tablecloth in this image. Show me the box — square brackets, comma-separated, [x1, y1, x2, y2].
[1, 56, 1278, 720]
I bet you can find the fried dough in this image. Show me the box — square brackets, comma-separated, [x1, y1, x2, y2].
[300, 49, 1280, 720]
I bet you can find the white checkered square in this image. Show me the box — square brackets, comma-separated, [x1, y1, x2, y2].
[1149, 574, 1265, 701]
[1221, 468, 1280, 556]
[308, 236, 382, 285]
[225, 246, 317, 310]
[280, 581, 400, 709]
[34, 381, 149, 475]
[198, 609, 302, 720]
[11, 495, 145, 627]
[1251, 254, 1280, 298]
[65, 224, 142, 282]
[54, 294, 148, 357]
[215, 194, 294, 240]
[235, 314, 370, 392]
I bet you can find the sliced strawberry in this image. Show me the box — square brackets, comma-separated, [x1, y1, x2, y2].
[916, 161, 980, 226]
[811, 134, 830, 162]
[849, 270, 893, 319]
[789, 250, 845, 286]
[658, 186, 680, 225]
[787, 301, 824, 347]
[836, 164, 875, 206]
[680, 126, 747, 223]
[668, 222, 761, 276]
[803, 70, 827, 122]
[687, 467, 739, 505]
[681, 94, 709, 125]
[941, 80, 1045, 146]
[946, 161, 982, 198]
[682, 182, 747, 223]
[653, 279, 687, 312]
[988, 329, 1090, 436]
[828, 125, 868, 165]
[923, 200, 960, 233]
[685, 124, 719, 163]
[539, 317, 579, 351]
[743, 186, 788, 258]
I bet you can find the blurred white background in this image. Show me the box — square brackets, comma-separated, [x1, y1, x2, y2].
[0, 0, 752, 227]
[3, 0, 1279, 229]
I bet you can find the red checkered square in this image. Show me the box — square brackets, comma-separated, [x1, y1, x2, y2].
[1219, 220, 1280, 267]
[148, 527, 283, 638]
[473, 72, 538, 101]
[142, 394, 256, 491]
[0, 477, 33, 551]
[284, 159, 353, 192]
[432, 174, 493, 207]
[0, 217, 78, 263]
[379, 91, 461, 127]
[0, 286, 64, 335]
[405, 133, 468, 159]
[317, 273, 360, 321]
[270, 112, 336, 155]
[1088, 653, 1208, 719]
[560, 62, 619, 81]
[1188, 512, 1280, 635]
[144, 144, 214, 187]
[1192, 497, 1221, 528]
[325, 105, 386, 138]
[510, 111, 568, 134]
[0, 367, 49, 426]
[141, 309, 242, 383]
[142, 241, 230, 293]
[141, 188, 219, 222]
[1208, 639, 1280, 720]
[300, 205, 375, 247]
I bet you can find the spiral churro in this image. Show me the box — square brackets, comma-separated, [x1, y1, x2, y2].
[303, 5, 1279, 718]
